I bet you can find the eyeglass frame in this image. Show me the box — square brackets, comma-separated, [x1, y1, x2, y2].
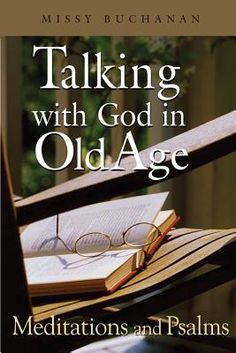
[55, 213, 162, 258]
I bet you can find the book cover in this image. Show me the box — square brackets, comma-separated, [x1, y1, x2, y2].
[1, 1, 236, 352]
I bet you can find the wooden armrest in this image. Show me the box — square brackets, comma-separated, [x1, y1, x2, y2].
[13, 194, 23, 201]
[16, 111, 236, 226]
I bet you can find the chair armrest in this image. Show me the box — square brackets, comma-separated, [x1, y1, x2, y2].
[16, 111, 236, 226]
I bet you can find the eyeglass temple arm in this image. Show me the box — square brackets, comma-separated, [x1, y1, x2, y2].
[56, 214, 75, 253]
[56, 214, 59, 236]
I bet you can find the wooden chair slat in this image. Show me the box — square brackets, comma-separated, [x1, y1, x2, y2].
[40, 262, 236, 352]
[32, 228, 236, 322]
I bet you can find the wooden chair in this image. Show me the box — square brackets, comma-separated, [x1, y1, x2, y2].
[2, 111, 236, 353]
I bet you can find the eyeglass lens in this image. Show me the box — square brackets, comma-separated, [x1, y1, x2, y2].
[73, 223, 159, 257]
[75, 232, 111, 257]
[124, 223, 159, 247]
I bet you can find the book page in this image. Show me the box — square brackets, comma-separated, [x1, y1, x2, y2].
[21, 192, 168, 257]
[24, 249, 138, 284]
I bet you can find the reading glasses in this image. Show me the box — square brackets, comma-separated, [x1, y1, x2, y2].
[55, 214, 161, 257]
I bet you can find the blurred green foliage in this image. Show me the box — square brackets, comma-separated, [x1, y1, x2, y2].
[22, 36, 196, 196]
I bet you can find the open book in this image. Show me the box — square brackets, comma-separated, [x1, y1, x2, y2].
[21, 192, 179, 296]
